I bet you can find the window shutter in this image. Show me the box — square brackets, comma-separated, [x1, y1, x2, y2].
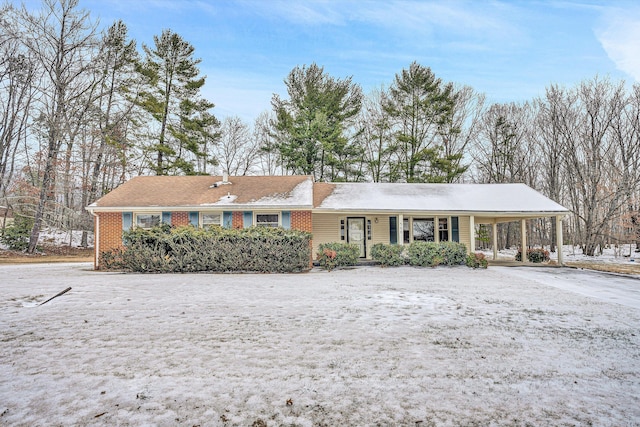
[162, 212, 172, 225]
[189, 212, 199, 227]
[389, 216, 397, 244]
[451, 216, 459, 242]
[281, 211, 291, 229]
[122, 212, 132, 232]
[223, 211, 233, 229]
[243, 211, 253, 228]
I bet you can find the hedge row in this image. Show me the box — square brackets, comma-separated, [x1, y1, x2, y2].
[100, 225, 312, 273]
[371, 241, 482, 268]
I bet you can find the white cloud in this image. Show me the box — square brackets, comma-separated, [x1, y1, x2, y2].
[596, 8, 640, 81]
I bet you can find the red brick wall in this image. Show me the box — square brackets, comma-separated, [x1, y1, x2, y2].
[291, 210, 313, 268]
[95, 209, 316, 269]
[95, 212, 123, 269]
[98, 212, 124, 252]
[172, 212, 190, 227]
[232, 211, 243, 229]
[291, 210, 312, 232]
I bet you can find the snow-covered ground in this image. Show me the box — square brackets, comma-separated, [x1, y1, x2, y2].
[481, 243, 640, 265]
[1, 264, 639, 426]
[0, 228, 94, 251]
[37, 228, 94, 248]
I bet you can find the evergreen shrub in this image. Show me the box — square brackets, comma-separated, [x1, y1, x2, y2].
[408, 241, 468, 267]
[0, 215, 33, 251]
[370, 243, 406, 267]
[99, 225, 312, 273]
[317, 242, 359, 270]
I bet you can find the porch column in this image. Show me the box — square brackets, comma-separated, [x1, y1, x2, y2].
[398, 214, 404, 245]
[521, 218, 528, 263]
[492, 221, 498, 261]
[556, 215, 564, 265]
[469, 215, 475, 254]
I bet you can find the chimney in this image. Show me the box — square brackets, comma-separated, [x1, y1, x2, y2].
[222, 171, 229, 183]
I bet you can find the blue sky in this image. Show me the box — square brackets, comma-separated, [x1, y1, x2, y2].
[23, 0, 640, 121]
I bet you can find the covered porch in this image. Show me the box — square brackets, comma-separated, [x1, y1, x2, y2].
[473, 214, 566, 265]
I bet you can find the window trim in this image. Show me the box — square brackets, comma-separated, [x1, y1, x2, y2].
[402, 216, 451, 244]
[412, 217, 435, 242]
[134, 212, 162, 229]
[200, 212, 222, 228]
[255, 212, 280, 228]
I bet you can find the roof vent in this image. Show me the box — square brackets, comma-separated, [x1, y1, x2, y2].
[210, 171, 232, 188]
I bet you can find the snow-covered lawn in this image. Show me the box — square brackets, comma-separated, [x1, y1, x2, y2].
[1, 264, 639, 426]
[482, 243, 640, 265]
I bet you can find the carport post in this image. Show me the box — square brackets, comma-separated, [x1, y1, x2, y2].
[556, 215, 564, 265]
[521, 219, 528, 263]
[492, 221, 498, 261]
[469, 215, 475, 253]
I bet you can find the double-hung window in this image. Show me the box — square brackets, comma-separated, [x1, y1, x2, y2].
[438, 218, 449, 242]
[201, 213, 222, 228]
[136, 213, 161, 229]
[256, 213, 279, 228]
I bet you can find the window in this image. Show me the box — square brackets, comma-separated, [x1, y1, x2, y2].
[439, 218, 449, 242]
[136, 213, 160, 229]
[413, 218, 434, 242]
[451, 216, 459, 242]
[389, 216, 397, 244]
[201, 213, 222, 228]
[256, 213, 279, 228]
[403, 218, 410, 244]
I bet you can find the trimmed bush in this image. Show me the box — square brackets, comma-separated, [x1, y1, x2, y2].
[317, 242, 359, 271]
[100, 225, 312, 273]
[371, 243, 406, 267]
[515, 248, 550, 263]
[466, 252, 488, 269]
[408, 241, 468, 267]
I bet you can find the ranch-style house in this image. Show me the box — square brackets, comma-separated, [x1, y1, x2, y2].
[86, 174, 569, 269]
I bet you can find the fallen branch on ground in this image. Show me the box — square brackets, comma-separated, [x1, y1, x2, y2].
[39, 287, 72, 306]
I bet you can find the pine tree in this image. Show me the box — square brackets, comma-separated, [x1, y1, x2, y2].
[138, 29, 217, 175]
[272, 63, 362, 181]
[384, 62, 463, 183]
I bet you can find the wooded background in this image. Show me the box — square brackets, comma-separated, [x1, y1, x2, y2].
[2, 0, 638, 256]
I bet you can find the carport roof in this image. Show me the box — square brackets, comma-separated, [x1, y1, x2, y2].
[313, 182, 569, 214]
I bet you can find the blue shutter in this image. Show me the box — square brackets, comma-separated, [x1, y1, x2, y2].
[389, 216, 397, 244]
[281, 211, 291, 229]
[223, 211, 233, 229]
[243, 211, 253, 228]
[189, 212, 199, 227]
[451, 216, 459, 242]
[122, 212, 132, 231]
[162, 212, 172, 225]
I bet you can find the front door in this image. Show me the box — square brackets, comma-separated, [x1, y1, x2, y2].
[347, 217, 366, 258]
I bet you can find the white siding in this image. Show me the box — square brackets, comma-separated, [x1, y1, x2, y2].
[458, 216, 471, 252]
[312, 213, 342, 259]
[312, 213, 395, 259]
